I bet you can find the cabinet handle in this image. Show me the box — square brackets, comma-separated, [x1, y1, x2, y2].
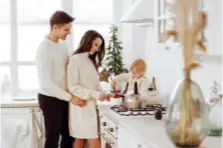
[100, 133, 114, 145]
[137, 144, 142, 148]
[103, 122, 107, 126]
[108, 128, 114, 132]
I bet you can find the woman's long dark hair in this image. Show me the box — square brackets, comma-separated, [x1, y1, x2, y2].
[73, 30, 105, 71]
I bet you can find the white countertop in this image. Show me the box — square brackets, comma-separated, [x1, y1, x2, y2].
[98, 105, 222, 148]
[1, 99, 39, 108]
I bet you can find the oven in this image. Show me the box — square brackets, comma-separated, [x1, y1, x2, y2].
[99, 115, 117, 148]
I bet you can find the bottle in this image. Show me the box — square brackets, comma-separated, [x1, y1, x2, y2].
[132, 81, 140, 108]
[148, 77, 156, 91]
[134, 81, 138, 95]
[147, 77, 160, 105]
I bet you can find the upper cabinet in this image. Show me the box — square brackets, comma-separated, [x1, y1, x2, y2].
[155, 0, 222, 55]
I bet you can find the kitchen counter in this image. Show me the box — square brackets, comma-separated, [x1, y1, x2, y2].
[1, 99, 39, 108]
[98, 105, 222, 148]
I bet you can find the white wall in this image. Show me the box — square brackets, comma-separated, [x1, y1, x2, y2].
[144, 26, 222, 101]
[144, 27, 184, 102]
[192, 56, 222, 99]
[117, 0, 222, 102]
[113, 0, 147, 68]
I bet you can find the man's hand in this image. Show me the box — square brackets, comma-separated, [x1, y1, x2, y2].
[70, 95, 86, 107]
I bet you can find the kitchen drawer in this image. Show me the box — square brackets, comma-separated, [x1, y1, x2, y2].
[118, 126, 150, 148]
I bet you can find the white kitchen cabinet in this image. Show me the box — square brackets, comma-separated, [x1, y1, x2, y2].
[118, 126, 149, 148]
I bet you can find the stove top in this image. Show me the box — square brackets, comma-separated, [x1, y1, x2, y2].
[110, 104, 167, 116]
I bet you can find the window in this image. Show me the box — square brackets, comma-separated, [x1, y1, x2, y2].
[0, 0, 11, 100]
[0, 0, 61, 98]
[18, 25, 49, 61]
[17, 0, 60, 61]
[0, 66, 11, 100]
[0, 0, 10, 62]
[73, 24, 111, 49]
[72, 0, 113, 49]
[73, 0, 113, 23]
[0, 26, 10, 62]
[0, 0, 113, 100]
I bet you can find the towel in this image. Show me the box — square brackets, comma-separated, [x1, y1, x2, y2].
[23, 109, 44, 148]
[1, 119, 26, 148]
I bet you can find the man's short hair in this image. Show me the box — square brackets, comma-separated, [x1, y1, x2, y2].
[50, 10, 75, 27]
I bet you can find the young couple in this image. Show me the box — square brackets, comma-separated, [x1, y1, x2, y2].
[36, 10, 112, 148]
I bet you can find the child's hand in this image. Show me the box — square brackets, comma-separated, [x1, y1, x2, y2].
[113, 93, 121, 98]
[106, 94, 113, 102]
[111, 80, 116, 87]
[111, 80, 117, 90]
[99, 93, 113, 102]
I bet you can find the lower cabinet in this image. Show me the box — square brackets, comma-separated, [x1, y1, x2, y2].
[117, 126, 150, 148]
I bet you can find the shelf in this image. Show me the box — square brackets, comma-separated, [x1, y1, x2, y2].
[156, 14, 176, 20]
[135, 22, 153, 27]
[198, 54, 222, 62]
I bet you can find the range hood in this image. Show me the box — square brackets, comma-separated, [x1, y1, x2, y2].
[120, 0, 155, 23]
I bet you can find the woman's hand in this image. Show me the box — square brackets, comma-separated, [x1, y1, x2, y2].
[99, 93, 113, 101]
[99, 93, 107, 101]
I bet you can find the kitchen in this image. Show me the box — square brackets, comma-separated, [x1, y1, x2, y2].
[1, 0, 222, 148]
[99, 0, 222, 146]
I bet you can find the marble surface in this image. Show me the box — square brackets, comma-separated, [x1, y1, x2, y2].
[98, 105, 222, 148]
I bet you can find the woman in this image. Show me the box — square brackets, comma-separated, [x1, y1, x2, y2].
[67, 30, 112, 148]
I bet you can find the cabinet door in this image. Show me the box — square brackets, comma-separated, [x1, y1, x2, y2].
[118, 126, 149, 148]
[118, 126, 136, 148]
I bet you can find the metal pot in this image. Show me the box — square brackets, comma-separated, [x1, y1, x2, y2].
[121, 93, 141, 109]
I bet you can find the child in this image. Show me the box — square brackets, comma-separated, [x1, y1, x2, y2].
[111, 58, 149, 101]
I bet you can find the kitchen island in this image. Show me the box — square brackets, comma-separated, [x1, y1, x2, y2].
[98, 105, 222, 148]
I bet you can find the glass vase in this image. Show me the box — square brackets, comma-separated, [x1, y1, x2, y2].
[165, 72, 210, 147]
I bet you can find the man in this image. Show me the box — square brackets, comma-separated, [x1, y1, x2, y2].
[36, 10, 86, 148]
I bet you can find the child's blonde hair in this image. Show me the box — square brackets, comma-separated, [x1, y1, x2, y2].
[130, 58, 147, 75]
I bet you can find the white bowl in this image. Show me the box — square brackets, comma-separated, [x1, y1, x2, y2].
[110, 97, 122, 106]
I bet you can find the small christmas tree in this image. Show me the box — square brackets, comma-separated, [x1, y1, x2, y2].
[104, 25, 124, 76]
